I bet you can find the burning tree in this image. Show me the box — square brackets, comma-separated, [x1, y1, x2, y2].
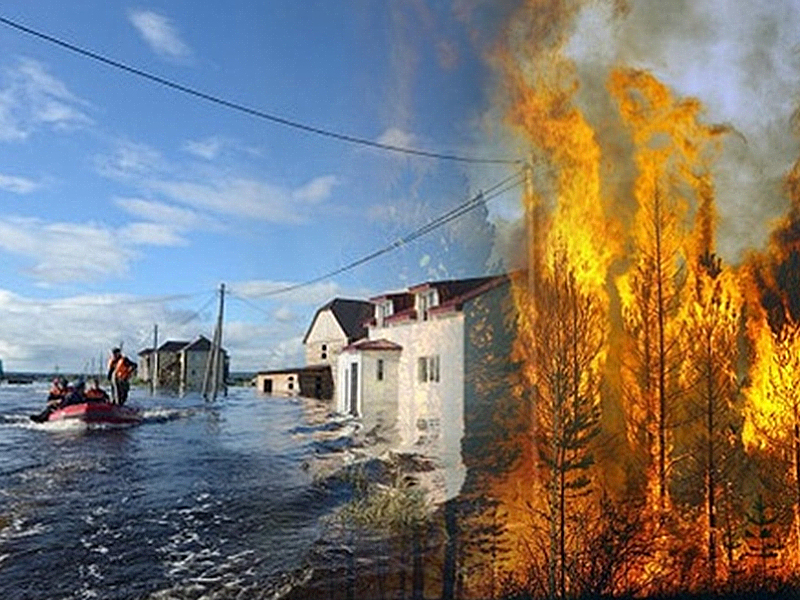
[677, 248, 743, 588]
[514, 245, 606, 599]
[610, 68, 723, 518]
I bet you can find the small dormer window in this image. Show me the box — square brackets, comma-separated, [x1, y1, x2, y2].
[418, 289, 438, 321]
[376, 300, 393, 327]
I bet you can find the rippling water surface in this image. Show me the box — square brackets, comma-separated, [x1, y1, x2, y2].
[0, 382, 347, 599]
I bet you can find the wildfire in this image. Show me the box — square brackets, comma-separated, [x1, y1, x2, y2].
[458, 0, 800, 597]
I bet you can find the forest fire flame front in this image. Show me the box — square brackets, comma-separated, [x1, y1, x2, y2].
[452, 0, 800, 598]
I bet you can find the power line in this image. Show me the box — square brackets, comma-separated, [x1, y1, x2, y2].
[0, 15, 522, 166]
[238, 170, 525, 299]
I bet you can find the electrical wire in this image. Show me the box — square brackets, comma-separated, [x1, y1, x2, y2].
[240, 170, 525, 299]
[0, 15, 522, 166]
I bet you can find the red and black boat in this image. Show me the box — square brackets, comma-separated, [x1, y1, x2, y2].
[44, 401, 141, 425]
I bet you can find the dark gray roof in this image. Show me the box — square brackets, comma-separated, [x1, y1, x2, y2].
[302, 298, 374, 344]
[183, 336, 211, 351]
[157, 340, 190, 353]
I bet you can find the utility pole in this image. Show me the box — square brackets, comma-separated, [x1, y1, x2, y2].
[202, 283, 225, 401]
[152, 323, 158, 395]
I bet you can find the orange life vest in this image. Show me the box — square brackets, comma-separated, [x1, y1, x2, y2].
[109, 355, 136, 380]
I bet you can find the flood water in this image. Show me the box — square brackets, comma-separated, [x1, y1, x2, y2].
[0, 381, 351, 599]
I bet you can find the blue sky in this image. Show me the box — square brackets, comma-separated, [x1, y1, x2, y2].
[0, 1, 799, 372]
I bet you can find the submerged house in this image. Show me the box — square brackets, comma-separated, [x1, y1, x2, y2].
[138, 336, 229, 393]
[254, 298, 372, 400]
[335, 274, 515, 500]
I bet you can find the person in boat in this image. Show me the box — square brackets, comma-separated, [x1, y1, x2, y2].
[61, 379, 86, 407]
[84, 378, 110, 403]
[107, 348, 136, 406]
[31, 377, 70, 422]
[47, 376, 68, 403]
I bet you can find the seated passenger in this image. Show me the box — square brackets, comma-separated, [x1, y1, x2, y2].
[31, 377, 70, 422]
[47, 376, 68, 404]
[62, 379, 86, 407]
[84, 378, 110, 403]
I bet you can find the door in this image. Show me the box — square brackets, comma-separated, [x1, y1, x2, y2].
[349, 362, 358, 415]
[262, 378, 273, 394]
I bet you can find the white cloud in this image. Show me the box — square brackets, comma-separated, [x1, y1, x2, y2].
[376, 127, 417, 149]
[0, 173, 39, 194]
[292, 175, 340, 203]
[273, 306, 296, 322]
[0, 287, 233, 371]
[95, 140, 165, 180]
[128, 9, 191, 61]
[119, 222, 188, 246]
[230, 279, 374, 307]
[0, 58, 92, 141]
[183, 137, 224, 160]
[0, 212, 206, 285]
[0, 217, 133, 283]
[114, 196, 216, 231]
[150, 174, 339, 224]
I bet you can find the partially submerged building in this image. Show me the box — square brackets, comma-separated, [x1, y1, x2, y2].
[254, 298, 373, 400]
[138, 335, 229, 393]
[335, 274, 515, 500]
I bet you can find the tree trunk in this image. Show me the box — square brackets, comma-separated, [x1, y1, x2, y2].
[441, 501, 458, 600]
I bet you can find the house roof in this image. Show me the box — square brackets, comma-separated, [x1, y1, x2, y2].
[184, 336, 217, 352]
[409, 275, 500, 303]
[256, 364, 331, 376]
[343, 338, 403, 352]
[157, 340, 190, 353]
[150, 336, 227, 355]
[428, 274, 510, 315]
[302, 298, 374, 344]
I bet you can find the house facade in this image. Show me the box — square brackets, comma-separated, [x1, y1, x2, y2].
[254, 365, 333, 399]
[303, 298, 373, 388]
[138, 336, 228, 393]
[336, 275, 512, 501]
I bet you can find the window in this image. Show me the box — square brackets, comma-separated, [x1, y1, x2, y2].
[377, 300, 393, 326]
[321, 344, 327, 360]
[376, 358, 384, 381]
[418, 289, 437, 320]
[417, 355, 440, 383]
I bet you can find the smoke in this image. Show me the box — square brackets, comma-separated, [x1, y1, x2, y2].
[477, 0, 800, 269]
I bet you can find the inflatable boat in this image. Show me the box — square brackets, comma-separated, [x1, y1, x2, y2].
[35, 402, 141, 425]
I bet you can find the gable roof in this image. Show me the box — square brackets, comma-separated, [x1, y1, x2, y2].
[302, 298, 374, 344]
[409, 275, 500, 304]
[157, 340, 190, 353]
[183, 335, 211, 352]
[343, 338, 403, 352]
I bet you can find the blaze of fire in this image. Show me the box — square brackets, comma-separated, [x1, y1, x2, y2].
[456, 2, 800, 597]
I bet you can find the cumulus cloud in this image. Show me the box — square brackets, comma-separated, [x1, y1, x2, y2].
[114, 196, 216, 231]
[150, 174, 339, 224]
[376, 127, 417, 149]
[0, 173, 39, 194]
[128, 9, 191, 61]
[292, 175, 340, 204]
[230, 278, 374, 307]
[0, 211, 209, 285]
[95, 139, 166, 180]
[0, 217, 133, 283]
[119, 222, 188, 246]
[0, 58, 92, 141]
[0, 286, 259, 371]
[183, 137, 224, 160]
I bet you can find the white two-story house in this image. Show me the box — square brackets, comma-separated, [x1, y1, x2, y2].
[336, 275, 513, 500]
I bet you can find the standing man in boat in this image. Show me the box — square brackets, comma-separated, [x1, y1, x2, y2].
[107, 347, 136, 405]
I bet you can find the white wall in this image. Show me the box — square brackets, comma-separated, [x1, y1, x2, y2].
[370, 314, 465, 499]
[305, 309, 348, 391]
